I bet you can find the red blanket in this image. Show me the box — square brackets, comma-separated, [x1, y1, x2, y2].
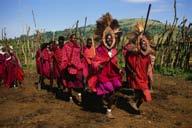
[88, 44, 121, 92]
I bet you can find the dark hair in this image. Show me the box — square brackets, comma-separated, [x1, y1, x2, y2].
[58, 36, 65, 42]
[40, 43, 47, 50]
[49, 40, 56, 44]
[70, 34, 76, 39]
[110, 19, 120, 29]
[86, 38, 92, 42]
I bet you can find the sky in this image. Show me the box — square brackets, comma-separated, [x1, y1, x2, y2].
[0, 0, 191, 39]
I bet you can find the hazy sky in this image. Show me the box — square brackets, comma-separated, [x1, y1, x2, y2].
[0, 0, 191, 39]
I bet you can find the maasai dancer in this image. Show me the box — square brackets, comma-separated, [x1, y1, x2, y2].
[63, 34, 83, 102]
[40, 43, 54, 87]
[4, 46, 24, 88]
[48, 41, 58, 88]
[87, 13, 122, 118]
[53, 36, 67, 89]
[123, 22, 155, 89]
[135, 22, 155, 91]
[82, 38, 95, 85]
[124, 34, 153, 113]
[36, 43, 47, 89]
[88, 33, 122, 118]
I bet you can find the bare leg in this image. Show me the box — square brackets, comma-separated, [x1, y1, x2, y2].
[38, 75, 44, 90]
[13, 80, 18, 88]
[68, 88, 73, 103]
[50, 78, 53, 88]
[135, 90, 144, 108]
[105, 92, 116, 119]
[130, 90, 144, 112]
[136, 97, 143, 108]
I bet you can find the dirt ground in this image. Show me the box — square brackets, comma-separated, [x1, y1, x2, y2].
[0, 71, 192, 128]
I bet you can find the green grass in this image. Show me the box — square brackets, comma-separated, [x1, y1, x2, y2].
[184, 70, 192, 81]
[155, 65, 192, 81]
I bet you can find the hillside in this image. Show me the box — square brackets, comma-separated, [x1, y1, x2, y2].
[38, 18, 165, 42]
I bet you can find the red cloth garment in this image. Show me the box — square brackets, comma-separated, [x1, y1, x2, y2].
[83, 46, 95, 65]
[93, 44, 121, 83]
[88, 44, 122, 93]
[4, 53, 23, 88]
[82, 45, 95, 77]
[54, 46, 68, 72]
[87, 75, 97, 92]
[53, 46, 67, 79]
[4, 56, 17, 87]
[13, 54, 24, 82]
[16, 67, 24, 81]
[126, 51, 152, 102]
[0, 53, 5, 80]
[127, 53, 151, 90]
[64, 41, 83, 74]
[41, 48, 54, 79]
[62, 41, 83, 88]
[50, 44, 60, 79]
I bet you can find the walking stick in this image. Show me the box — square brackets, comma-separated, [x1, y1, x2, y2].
[144, 4, 151, 35]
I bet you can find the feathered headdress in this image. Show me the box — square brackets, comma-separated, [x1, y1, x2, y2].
[95, 12, 120, 49]
[134, 21, 144, 33]
[95, 13, 113, 37]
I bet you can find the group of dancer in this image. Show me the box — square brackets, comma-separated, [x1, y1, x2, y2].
[0, 45, 24, 88]
[35, 13, 156, 118]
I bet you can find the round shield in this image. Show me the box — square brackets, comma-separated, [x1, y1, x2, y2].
[102, 26, 116, 49]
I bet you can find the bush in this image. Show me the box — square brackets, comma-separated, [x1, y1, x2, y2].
[155, 66, 184, 76]
[184, 70, 192, 81]
[155, 65, 192, 81]
[185, 73, 192, 81]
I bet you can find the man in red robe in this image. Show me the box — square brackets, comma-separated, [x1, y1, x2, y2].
[124, 35, 153, 113]
[41, 44, 54, 79]
[36, 43, 46, 89]
[63, 34, 84, 102]
[82, 38, 95, 84]
[88, 33, 122, 118]
[53, 36, 67, 89]
[36, 43, 54, 89]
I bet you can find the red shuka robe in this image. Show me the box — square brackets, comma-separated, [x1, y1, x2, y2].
[0, 52, 5, 80]
[88, 44, 121, 92]
[62, 41, 83, 88]
[63, 41, 83, 74]
[82, 45, 95, 77]
[126, 51, 152, 102]
[41, 48, 54, 79]
[53, 46, 67, 79]
[4, 53, 24, 88]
